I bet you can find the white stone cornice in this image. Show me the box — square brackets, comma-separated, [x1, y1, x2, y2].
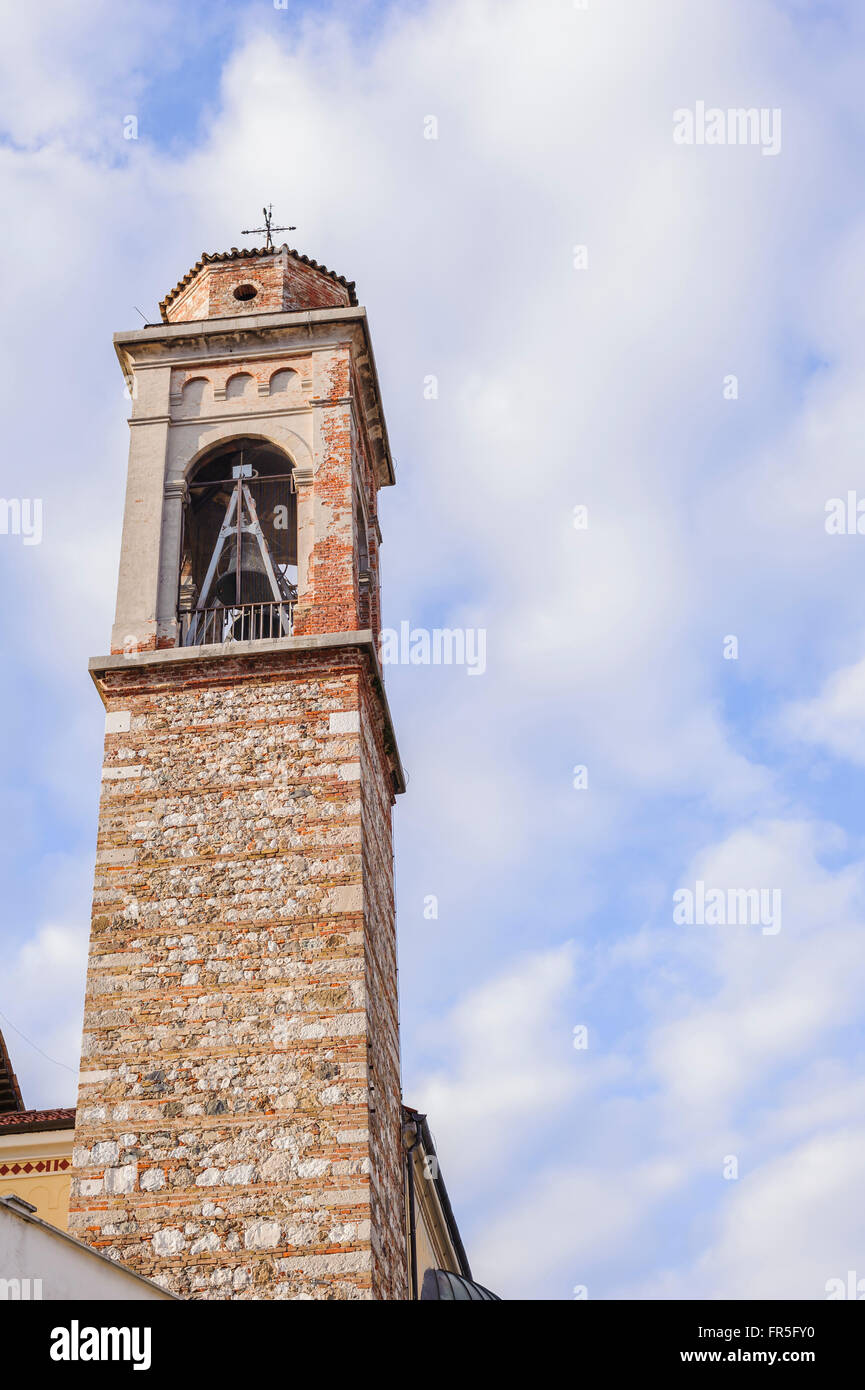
[168, 404, 315, 427]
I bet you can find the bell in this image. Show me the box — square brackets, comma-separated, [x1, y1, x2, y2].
[231, 609, 260, 642]
[230, 606, 279, 642]
[214, 535, 274, 606]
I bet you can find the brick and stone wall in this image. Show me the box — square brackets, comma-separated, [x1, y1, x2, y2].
[358, 679, 405, 1295]
[68, 644, 407, 1300]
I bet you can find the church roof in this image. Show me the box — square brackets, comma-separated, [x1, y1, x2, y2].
[0, 1107, 75, 1134]
[0, 1027, 24, 1114]
[159, 244, 358, 321]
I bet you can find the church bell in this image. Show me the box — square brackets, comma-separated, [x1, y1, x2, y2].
[214, 534, 275, 606]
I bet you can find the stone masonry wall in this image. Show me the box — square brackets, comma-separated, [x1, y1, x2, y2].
[68, 645, 406, 1299]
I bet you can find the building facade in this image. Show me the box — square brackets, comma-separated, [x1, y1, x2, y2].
[0, 1031, 75, 1229]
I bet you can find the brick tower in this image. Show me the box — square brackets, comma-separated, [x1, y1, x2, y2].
[67, 243, 408, 1300]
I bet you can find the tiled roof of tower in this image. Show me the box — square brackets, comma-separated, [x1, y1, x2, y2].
[0, 1107, 76, 1134]
[0, 1027, 24, 1114]
[159, 245, 358, 320]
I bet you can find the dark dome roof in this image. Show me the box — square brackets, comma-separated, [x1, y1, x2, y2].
[420, 1268, 501, 1301]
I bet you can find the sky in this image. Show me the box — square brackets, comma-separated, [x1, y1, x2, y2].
[1, 0, 865, 1300]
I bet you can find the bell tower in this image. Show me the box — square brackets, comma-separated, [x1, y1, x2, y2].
[68, 242, 408, 1300]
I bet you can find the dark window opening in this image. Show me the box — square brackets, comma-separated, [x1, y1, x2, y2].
[356, 496, 372, 626]
[179, 438, 297, 645]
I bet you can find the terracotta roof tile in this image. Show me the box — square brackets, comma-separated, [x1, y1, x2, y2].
[0, 1107, 75, 1134]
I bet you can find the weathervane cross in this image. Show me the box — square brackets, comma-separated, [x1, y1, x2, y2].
[241, 203, 296, 252]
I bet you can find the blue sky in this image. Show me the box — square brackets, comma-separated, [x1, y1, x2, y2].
[2, 0, 865, 1299]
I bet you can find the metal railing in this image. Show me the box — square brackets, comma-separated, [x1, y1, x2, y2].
[181, 600, 295, 647]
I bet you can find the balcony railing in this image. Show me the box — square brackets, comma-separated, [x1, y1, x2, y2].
[181, 600, 295, 647]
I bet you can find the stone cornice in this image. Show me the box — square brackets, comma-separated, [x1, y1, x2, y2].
[115, 304, 367, 349]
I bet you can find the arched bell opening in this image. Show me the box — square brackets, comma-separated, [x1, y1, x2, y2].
[179, 437, 297, 646]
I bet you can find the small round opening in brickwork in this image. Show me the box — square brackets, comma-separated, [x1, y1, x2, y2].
[233, 283, 258, 301]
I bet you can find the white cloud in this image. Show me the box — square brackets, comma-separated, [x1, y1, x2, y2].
[472, 1158, 683, 1300]
[419, 814, 865, 1296]
[646, 820, 865, 1129]
[783, 648, 865, 766]
[413, 942, 589, 1187]
[623, 1129, 865, 1301]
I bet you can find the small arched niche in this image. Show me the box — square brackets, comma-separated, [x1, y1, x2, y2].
[179, 437, 297, 645]
[177, 376, 211, 416]
[268, 368, 301, 400]
[225, 372, 255, 401]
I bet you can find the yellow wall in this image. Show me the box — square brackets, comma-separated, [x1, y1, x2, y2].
[409, 1144, 465, 1293]
[0, 1128, 72, 1230]
[415, 1198, 445, 1287]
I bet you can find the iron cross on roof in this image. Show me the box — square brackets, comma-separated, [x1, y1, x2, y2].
[241, 204, 296, 252]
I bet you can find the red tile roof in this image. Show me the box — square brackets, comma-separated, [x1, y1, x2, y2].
[0, 1108, 75, 1134]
